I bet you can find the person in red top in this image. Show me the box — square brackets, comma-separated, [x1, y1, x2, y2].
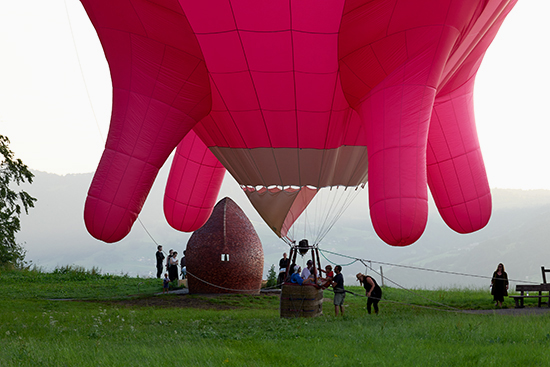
[319, 265, 334, 288]
[321, 265, 334, 278]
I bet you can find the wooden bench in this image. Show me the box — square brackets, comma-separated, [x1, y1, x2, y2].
[510, 284, 550, 308]
[542, 266, 550, 284]
[509, 267, 550, 308]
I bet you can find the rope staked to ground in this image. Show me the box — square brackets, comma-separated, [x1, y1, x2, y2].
[185, 270, 279, 293]
[175, 248, 529, 314]
[319, 248, 541, 285]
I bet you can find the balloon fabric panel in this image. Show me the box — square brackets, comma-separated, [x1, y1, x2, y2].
[164, 130, 226, 232]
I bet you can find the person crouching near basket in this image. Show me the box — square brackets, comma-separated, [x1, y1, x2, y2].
[332, 265, 345, 316]
[356, 273, 382, 314]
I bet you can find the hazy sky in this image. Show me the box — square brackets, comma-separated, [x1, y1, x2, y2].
[2, 0, 550, 190]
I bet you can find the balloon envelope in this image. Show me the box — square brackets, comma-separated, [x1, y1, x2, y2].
[81, 0, 517, 245]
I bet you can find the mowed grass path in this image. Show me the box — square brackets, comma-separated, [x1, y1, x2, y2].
[1, 267, 549, 366]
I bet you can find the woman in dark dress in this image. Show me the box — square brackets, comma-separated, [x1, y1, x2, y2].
[491, 263, 508, 307]
[356, 273, 382, 314]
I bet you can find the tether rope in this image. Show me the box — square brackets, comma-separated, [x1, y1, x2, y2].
[358, 259, 461, 311]
[319, 248, 541, 285]
[317, 247, 546, 312]
[139, 218, 160, 246]
[64, 0, 104, 142]
[323, 287, 470, 314]
[185, 270, 278, 293]
[180, 245, 528, 308]
[65, 2, 162, 246]
[285, 185, 364, 245]
[319, 250, 359, 267]
[318, 255, 462, 312]
[183, 256, 513, 314]
[313, 185, 365, 244]
[187, 262, 459, 313]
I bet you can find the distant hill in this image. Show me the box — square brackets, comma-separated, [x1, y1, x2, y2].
[17, 166, 282, 278]
[16, 167, 550, 289]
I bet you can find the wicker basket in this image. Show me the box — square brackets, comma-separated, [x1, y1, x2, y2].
[280, 283, 323, 318]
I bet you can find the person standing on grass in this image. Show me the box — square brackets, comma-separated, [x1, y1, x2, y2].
[180, 250, 187, 279]
[491, 263, 509, 307]
[156, 245, 165, 279]
[332, 265, 345, 316]
[166, 249, 173, 271]
[356, 273, 382, 314]
[163, 273, 170, 294]
[169, 251, 179, 282]
[278, 252, 290, 287]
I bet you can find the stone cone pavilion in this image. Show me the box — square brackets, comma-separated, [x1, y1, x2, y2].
[186, 197, 264, 294]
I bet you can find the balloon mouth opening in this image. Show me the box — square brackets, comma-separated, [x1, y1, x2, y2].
[241, 183, 366, 193]
[241, 183, 366, 244]
[242, 184, 319, 193]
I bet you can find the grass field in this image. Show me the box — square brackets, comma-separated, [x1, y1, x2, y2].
[1, 266, 549, 366]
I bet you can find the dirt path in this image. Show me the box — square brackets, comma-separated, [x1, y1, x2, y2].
[462, 307, 550, 315]
[90, 289, 550, 315]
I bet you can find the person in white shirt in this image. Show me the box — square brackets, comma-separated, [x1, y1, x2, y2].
[301, 260, 313, 281]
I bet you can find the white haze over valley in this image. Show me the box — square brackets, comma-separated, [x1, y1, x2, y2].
[18, 167, 550, 290]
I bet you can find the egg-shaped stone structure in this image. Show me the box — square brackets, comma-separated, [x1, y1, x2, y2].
[186, 197, 264, 294]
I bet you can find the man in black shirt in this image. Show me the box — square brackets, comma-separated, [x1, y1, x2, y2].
[278, 252, 290, 287]
[156, 245, 165, 278]
[332, 265, 345, 316]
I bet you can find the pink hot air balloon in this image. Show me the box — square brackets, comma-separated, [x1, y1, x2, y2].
[80, 0, 517, 246]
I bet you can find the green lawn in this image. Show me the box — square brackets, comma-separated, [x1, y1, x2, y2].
[1, 267, 549, 366]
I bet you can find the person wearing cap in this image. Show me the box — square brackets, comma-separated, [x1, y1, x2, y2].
[290, 265, 303, 285]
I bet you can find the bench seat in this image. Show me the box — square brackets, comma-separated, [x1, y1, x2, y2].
[510, 268, 550, 308]
[510, 294, 550, 308]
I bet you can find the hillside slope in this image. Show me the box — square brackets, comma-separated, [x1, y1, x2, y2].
[16, 169, 550, 288]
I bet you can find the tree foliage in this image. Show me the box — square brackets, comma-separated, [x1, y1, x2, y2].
[265, 264, 278, 288]
[0, 135, 37, 267]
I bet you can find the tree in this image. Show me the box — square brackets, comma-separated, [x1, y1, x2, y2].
[0, 135, 37, 267]
[265, 264, 278, 288]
